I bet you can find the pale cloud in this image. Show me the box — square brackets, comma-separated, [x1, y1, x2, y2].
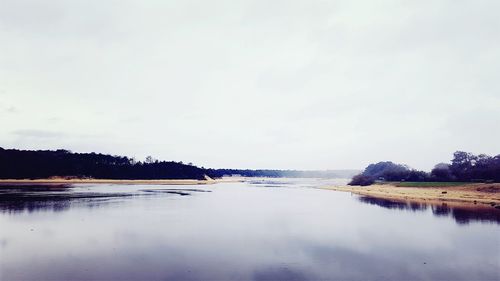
[6, 106, 17, 113]
[0, 0, 499, 170]
[12, 129, 64, 139]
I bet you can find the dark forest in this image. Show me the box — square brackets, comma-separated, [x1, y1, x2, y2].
[0, 148, 206, 180]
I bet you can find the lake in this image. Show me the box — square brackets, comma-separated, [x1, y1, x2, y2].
[0, 179, 499, 281]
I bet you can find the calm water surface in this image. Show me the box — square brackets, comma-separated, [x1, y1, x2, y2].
[0, 179, 499, 281]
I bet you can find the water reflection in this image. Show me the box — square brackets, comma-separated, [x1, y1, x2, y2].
[248, 179, 295, 188]
[1, 181, 499, 281]
[253, 267, 311, 281]
[358, 196, 500, 225]
[247, 178, 349, 189]
[141, 189, 212, 196]
[0, 185, 210, 213]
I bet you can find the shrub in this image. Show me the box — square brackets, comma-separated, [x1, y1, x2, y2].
[348, 174, 375, 186]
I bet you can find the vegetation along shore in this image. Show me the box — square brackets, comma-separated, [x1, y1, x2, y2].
[0, 147, 358, 181]
[334, 151, 500, 209]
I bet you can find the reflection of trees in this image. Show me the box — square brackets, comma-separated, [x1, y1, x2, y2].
[431, 204, 451, 216]
[431, 204, 500, 225]
[358, 196, 427, 211]
[0, 190, 129, 214]
[358, 196, 500, 225]
[0, 199, 72, 213]
[0, 186, 201, 214]
[0, 195, 113, 214]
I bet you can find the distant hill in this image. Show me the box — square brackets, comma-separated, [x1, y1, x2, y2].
[0, 147, 360, 180]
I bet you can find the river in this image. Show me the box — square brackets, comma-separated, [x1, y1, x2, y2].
[0, 178, 499, 280]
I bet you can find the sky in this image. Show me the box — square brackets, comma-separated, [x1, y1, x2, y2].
[1, 0, 499, 171]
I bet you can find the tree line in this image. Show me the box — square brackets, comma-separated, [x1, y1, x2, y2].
[0, 147, 358, 180]
[0, 148, 206, 180]
[349, 151, 500, 186]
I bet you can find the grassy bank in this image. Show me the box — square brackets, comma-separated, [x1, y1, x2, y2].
[387, 181, 472, 187]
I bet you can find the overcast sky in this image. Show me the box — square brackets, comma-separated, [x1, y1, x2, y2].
[1, 0, 499, 170]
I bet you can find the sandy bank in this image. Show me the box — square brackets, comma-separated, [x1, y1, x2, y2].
[0, 178, 219, 186]
[324, 183, 500, 208]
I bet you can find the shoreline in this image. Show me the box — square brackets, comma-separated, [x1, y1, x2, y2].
[324, 183, 500, 209]
[0, 178, 220, 186]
